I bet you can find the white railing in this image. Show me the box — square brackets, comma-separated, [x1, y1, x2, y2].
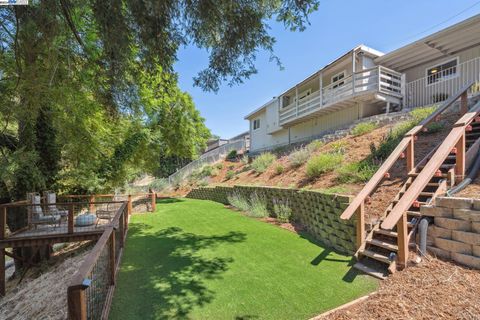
[167, 139, 247, 185]
[406, 57, 480, 108]
[279, 66, 403, 125]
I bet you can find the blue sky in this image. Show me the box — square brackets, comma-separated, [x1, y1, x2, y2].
[174, 0, 480, 139]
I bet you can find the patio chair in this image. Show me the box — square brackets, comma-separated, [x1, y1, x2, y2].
[43, 191, 68, 218]
[27, 192, 61, 229]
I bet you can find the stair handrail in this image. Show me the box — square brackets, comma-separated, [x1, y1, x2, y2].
[382, 100, 480, 230]
[340, 81, 476, 222]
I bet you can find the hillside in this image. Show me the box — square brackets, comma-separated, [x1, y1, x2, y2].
[168, 108, 460, 222]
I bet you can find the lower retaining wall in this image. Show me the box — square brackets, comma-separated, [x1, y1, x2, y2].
[186, 185, 356, 254]
[421, 197, 480, 269]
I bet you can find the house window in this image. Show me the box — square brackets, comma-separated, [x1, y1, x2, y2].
[426, 58, 458, 85]
[253, 119, 260, 130]
[331, 71, 345, 89]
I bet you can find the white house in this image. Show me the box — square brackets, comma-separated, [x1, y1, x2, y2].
[245, 14, 480, 153]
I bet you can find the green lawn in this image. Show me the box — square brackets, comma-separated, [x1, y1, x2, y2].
[110, 198, 377, 320]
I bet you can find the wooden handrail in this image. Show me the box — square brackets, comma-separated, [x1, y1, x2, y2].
[0, 200, 126, 208]
[340, 137, 412, 220]
[341, 81, 476, 221]
[382, 100, 480, 229]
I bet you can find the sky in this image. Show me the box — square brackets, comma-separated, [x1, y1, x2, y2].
[174, 0, 480, 139]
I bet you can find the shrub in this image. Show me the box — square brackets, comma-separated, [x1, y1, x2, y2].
[215, 163, 223, 170]
[306, 140, 324, 152]
[227, 191, 250, 212]
[148, 178, 169, 191]
[210, 168, 219, 177]
[351, 122, 377, 136]
[306, 153, 343, 178]
[251, 152, 276, 173]
[410, 105, 437, 123]
[248, 193, 269, 218]
[275, 164, 285, 175]
[241, 154, 249, 165]
[425, 122, 443, 134]
[288, 147, 310, 167]
[330, 140, 347, 154]
[200, 165, 213, 177]
[227, 150, 238, 160]
[225, 170, 236, 180]
[273, 199, 292, 223]
[197, 179, 209, 187]
[337, 161, 378, 183]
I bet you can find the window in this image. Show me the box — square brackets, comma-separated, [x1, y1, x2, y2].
[253, 119, 260, 130]
[331, 71, 345, 89]
[426, 58, 458, 85]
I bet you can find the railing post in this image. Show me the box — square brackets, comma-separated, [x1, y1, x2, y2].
[109, 231, 116, 285]
[68, 287, 87, 320]
[355, 202, 365, 250]
[460, 91, 468, 115]
[89, 195, 95, 213]
[396, 212, 409, 270]
[127, 195, 132, 215]
[0, 248, 5, 297]
[406, 138, 415, 172]
[455, 132, 466, 183]
[0, 206, 6, 240]
[119, 212, 124, 248]
[68, 204, 74, 234]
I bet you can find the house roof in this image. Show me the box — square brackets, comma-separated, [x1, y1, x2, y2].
[375, 14, 480, 71]
[244, 45, 383, 120]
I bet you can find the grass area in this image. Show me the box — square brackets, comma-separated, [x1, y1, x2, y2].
[110, 198, 377, 320]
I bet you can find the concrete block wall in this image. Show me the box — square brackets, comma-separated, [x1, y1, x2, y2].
[186, 185, 356, 254]
[421, 197, 480, 269]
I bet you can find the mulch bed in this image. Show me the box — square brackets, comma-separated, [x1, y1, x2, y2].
[322, 256, 480, 319]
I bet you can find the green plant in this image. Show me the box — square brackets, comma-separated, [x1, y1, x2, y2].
[227, 150, 238, 160]
[227, 191, 250, 212]
[210, 168, 219, 177]
[197, 179, 209, 187]
[288, 147, 310, 167]
[241, 154, 249, 165]
[148, 178, 169, 191]
[199, 165, 213, 177]
[306, 140, 324, 152]
[409, 105, 437, 123]
[306, 153, 343, 178]
[319, 186, 350, 195]
[351, 122, 377, 136]
[330, 141, 347, 154]
[225, 170, 236, 180]
[275, 164, 285, 175]
[336, 161, 378, 183]
[215, 163, 224, 170]
[273, 199, 292, 223]
[251, 152, 276, 173]
[425, 122, 443, 134]
[248, 193, 269, 218]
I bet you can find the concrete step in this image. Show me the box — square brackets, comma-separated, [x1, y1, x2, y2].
[353, 262, 388, 280]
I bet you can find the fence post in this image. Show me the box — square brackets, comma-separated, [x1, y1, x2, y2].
[406, 138, 415, 172]
[109, 231, 116, 285]
[119, 212, 124, 248]
[89, 195, 95, 213]
[68, 204, 74, 234]
[460, 91, 468, 115]
[396, 212, 409, 270]
[150, 191, 156, 212]
[0, 248, 5, 297]
[455, 132, 466, 183]
[68, 287, 87, 320]
[0, 206, 6, 240]
[127, 195, 132, 215]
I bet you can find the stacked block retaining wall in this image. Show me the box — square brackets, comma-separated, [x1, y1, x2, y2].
[186, 185, 356, 254]
[421, 197, 480, 269]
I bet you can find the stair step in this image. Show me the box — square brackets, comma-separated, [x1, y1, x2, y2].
[353, 262, 388, 280]
[418, 164, 454, 170]
[399, 191, 434, 197]
[407, 210, 422, 217]
[408, 172, 447, 178]
[361, 249, 392, 264]
[374, 229, 398, 237]
[392, 199, 428, 206]
[406, 182, 440, 187]
[367, 239, 398, 251]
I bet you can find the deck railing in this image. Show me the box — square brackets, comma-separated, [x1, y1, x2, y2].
[167, 138, 247, 186]
[68, 202, 128, 320]
[279, 66, 403, 125]
[406, 57, 480, 108]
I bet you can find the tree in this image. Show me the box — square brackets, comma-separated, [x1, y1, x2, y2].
[0, 0, 318, 267]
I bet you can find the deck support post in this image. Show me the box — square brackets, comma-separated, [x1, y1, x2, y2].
[319, 72, 323, 107]
[352, 50, 356, 94]
[109, 231, 115, 285]
[0, 248, 5, 297]
[0, 206, 6, 240]
[68, 204, 74, 234]
[127, 195, 132, 215]
[355, 202, 365, 250]
[406, 138, 415, 172]
[455, 132, 466, 183]
[460, 91, 468, 115]
[396, 212, 409, 270]
[295, 86, 298, 117]
[68, 287, 87, 320]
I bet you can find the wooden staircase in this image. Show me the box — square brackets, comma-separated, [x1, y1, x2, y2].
[340, 82, 480, 279]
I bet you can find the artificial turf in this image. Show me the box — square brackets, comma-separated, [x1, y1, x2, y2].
[109, 198, 377, 320]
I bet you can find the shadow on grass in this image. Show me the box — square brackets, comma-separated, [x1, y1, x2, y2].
[156, 197, 184, 204]
[115, 223, 247, 319]
[299, 230, 360, 283]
